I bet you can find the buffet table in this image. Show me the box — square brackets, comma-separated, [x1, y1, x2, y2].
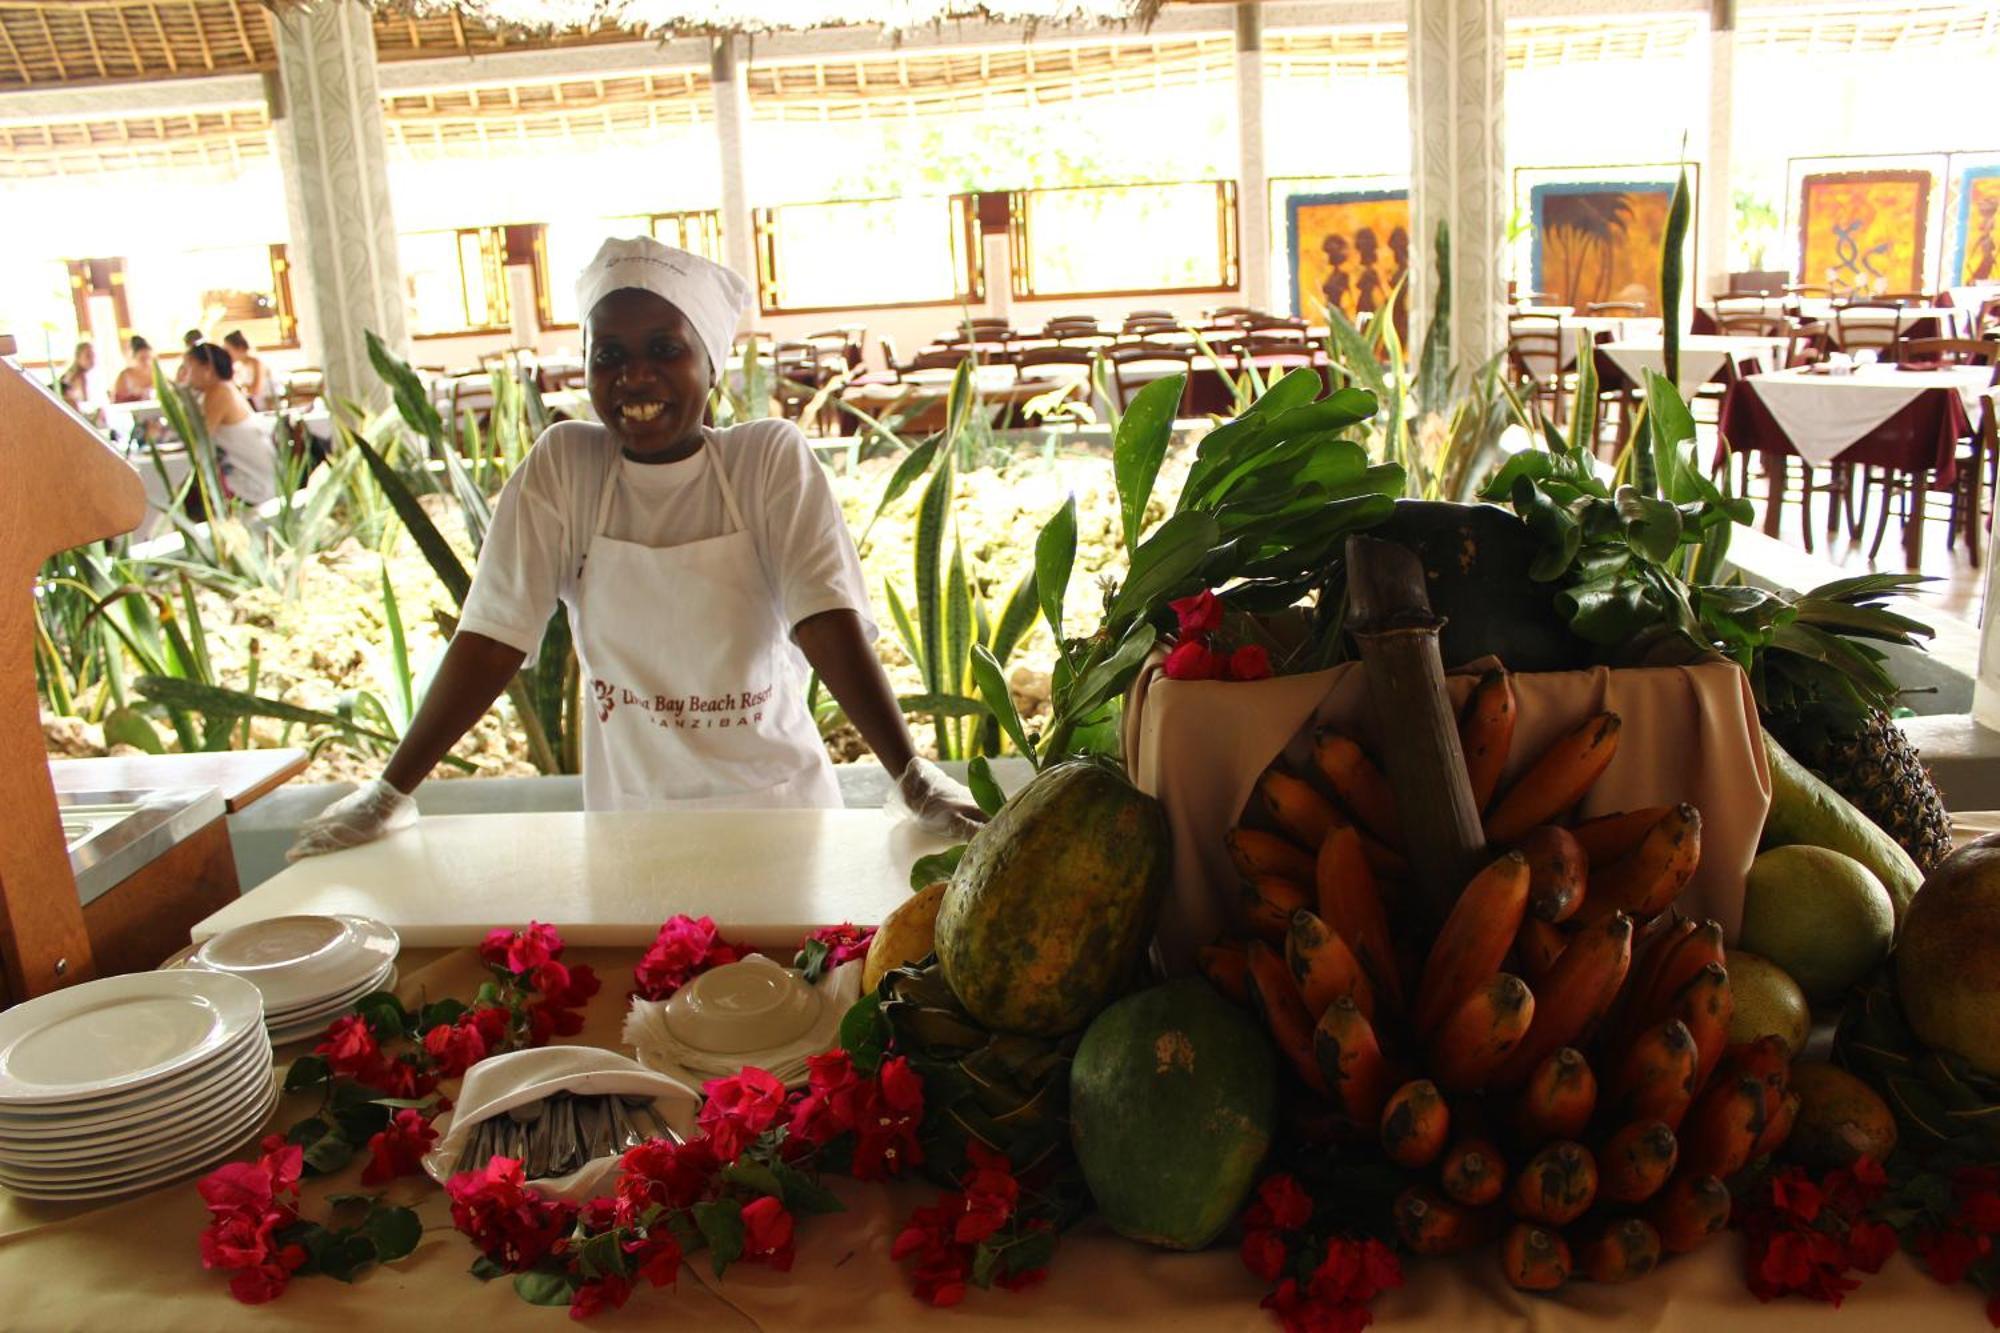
[0, 811, 1988, 1328]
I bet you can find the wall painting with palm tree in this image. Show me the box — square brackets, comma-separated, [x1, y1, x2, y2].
[1527, 180, 1680, 315]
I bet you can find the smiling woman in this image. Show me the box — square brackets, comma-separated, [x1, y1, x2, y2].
[288, 235, 986, 861]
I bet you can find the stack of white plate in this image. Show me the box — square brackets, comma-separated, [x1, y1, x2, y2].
[170, 915, 400, 1045]
[0, 971, 276, 1201]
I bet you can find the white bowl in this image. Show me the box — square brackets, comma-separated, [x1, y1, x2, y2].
[663, 955, 819, 1055]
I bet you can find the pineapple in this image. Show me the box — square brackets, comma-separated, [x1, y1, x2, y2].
[1755, 576, 1954, 874]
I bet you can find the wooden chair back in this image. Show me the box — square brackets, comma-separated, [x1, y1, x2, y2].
[907, 348, 975, 373]
[1106, 342, 1192, 411]
[1832, 303, 1904, 352]
[1715, 311, 1788, 339]
[1014, 345, 1097, 374]
[1205, 305, 1256, 324]
[1584, 301, 1646, 317]
[1, 362, 148, 1002]
[1896, 338, 2000, 369]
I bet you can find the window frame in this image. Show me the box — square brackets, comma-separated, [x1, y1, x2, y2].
[1008, 179, 1241, 301]
[401, 225, 512, 340]
[751, 193, 984, 316]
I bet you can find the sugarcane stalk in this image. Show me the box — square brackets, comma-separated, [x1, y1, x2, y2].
[1344, 534, 1488, 926]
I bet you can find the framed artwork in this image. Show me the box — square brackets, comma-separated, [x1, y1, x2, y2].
[1284, 188, 1411, 324]
[1951, 163, 2000, 286]
[1526, 180, 1679, 315]
[1797, 170, 1931, 296]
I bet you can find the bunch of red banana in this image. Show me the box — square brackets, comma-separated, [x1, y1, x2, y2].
[1200, 671, 1792, 1292]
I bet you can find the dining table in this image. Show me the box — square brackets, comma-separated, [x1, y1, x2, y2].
[1597, 334, 1788, 398]
[839, 365, 1084, 433]
[1718, 363, 1993, 563]
[0, 805, 1988, 1330]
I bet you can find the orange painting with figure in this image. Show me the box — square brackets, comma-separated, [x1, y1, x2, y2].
[1530, 183, 1676, 315]
[1798, 171, 1930, 297]
[1955, 168, 2000, 284]
[1287, 191, 1410, 326]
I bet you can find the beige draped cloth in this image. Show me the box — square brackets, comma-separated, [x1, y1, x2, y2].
[0, 943, 1984, 1329]
[1126, 660, 1772, 976]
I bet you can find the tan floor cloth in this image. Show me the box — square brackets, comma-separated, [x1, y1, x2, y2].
[0, 945, 1982, 1329]
[1127, 660, 1772, 975]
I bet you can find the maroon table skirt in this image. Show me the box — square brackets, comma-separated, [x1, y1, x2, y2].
[1717, 378, 1970, 489]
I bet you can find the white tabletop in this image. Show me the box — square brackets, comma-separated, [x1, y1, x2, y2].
[1743, 363, 1992, 466]
[191, 810, 955, 950]
[1602, 335, 1788, 397]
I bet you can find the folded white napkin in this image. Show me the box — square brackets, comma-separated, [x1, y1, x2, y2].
[623, 959, 863, 1090]
[422, 1045, 700, 1202]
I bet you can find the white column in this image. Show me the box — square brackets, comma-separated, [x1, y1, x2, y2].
[1701, 1, 1737, 303]
[269, 2, 408, 409]
[710, 36, 757, 290]
[1234, 3, 1270, 311]
[1407, 0, 1508, 378]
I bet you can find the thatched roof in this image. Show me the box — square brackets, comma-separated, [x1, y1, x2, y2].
[375, 0, 1163, 37]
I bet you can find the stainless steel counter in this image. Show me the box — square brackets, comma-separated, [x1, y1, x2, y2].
[60, 787, 226, 906]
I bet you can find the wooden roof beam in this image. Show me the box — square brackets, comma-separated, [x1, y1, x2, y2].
[33, 6, 63, 80]
[77, 10, 108, 80]
[0, 17, 31, 84]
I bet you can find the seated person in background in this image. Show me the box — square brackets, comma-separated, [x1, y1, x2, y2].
[111, 335, 155, 402]
[224, 330, 271, 409]
[173, 328, 204, 385]
[184, 342, 277, 509]
[58, 340, 96, 409]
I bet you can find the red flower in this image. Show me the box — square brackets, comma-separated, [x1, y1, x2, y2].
[314, 1014, 387, 1083]
[1768, 1171, 1824, 1224]
[1170, 590, 1223, 637]
[1308, 1236, 1402, 1308]
[1255, 1174, 1314, 1232]
[532, 960, 602, 1009]
[1261, 1277, 1377, 1333]
[445, 1157, 579, 1272]
[423, 1018, 489, 1079]
[1227, 644, 1274, 682]
[1845, 1220, 1898, 1274]
[619, 1136, 720, 1213]
[226, 1255, 308, 1306]
[1920, 1228, 1991, 1285]
[197, 1135, 311, 1305]
[480, 922, 565, 976]
[789, 1049, 865, 1147]
[804, 924, 877, 969]
[466, 1005, 514, 1045]
[851, 1056, 925, 1181]
[1241, 1228, 1289, 1282]
[698, 1067, 788, 1163]
[1162, 640, 1221, 681]
[738, 1195, 796, 1272]
[362, 1108, 438, 1186]
[1986, 1291, 2000, 1328]
[633, 916, 744, 1000]
[568, 1274, 631, 1320]
[907, 1255, 969, 1308]
[628, 1234, 683, 1288]
[366, 1057, 438, 1102]
[954, 1143, 1020, 1244]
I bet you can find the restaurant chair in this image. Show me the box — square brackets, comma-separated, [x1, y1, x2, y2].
[1106, 342, 1194, 413]
[1979, 297, 2000, 337]
[806, 328, 863, 370]
[1124, 309, 1175, 324]
[1584, 301, 1646, 318]
[878, 336, 907, 379]
[907, 348, 976, 373]
[1873, 293, 1930, 308]
[1122, 315, 1179, 336]
[1506, 314, 1569, 425]
[1014, 345, 1097, 378]
[1897, 339, 2000, 369]
[1715, 311, 1788, 340]
[770, 343, 821, 424]
[1832, 303, 1905, 355]
[1205, 306, 1257, 325]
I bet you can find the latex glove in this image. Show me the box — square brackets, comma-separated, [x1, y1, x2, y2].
[887, 757, 987, 842]
[286, 779, 419, 861]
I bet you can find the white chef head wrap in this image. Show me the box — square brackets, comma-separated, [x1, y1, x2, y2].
[574, 235, 753, 385]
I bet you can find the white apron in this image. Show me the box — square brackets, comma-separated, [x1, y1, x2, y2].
[567, 440, 843, 812]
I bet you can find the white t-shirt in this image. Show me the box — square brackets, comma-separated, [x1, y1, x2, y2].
[457, 417, 875, 662]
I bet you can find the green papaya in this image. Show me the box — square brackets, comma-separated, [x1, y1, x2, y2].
[934, 760, 1170, 1036]
[1761, 730, 1923, 924]
[1070, 979, 1277, 1249]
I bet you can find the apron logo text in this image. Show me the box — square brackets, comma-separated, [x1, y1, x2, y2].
[591, 678, 776, 730]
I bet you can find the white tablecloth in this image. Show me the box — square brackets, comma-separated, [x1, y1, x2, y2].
[1740, 364, 1993, 466]
[1602, 335, 1787, 397]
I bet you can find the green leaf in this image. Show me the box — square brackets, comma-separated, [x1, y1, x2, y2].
[837, 992, 889, 1073]
[470, 1255, 507, 1282]
[883, 582, 925, 682]
[131, 676, 399, 748]
[693, 1199, 747, 1276]
[100, 704, 165, 754]
[966, 755, 1006, 814]
[1104, 512, 1221, 631]
[895, 692, 988, 719]
[285, 1055, 332, 1094]
[945, 543, 974, 698]
[1112, 374, 1183, 551]
[913, 451, 955, 696]
[354, 992, 413, 1039]
[971, 1241, 1001, 1289]
[770, 1161, 845, 1216]
[987, 569, 1040, 669]
[573, 1231, 626, 1281]
[348, 432, 473, 608]
[1559, 576, 1662, 644]
[417, 998, 469, 1033]
[969, 644, 1033, 763]
[513, 1269, 576, 1307]
[795, 936, 832, 983]
[1060, 621, 1157, 725]
[1034, 496, 1078, 644]
[1615, 485, 1684, 562]
[366, 330, 446, 448]
[908, 845, 966, 892]
[303, 1132, 355, 1176]
[360, 1204, 423, 1264]
[721, 1160, 785, 1198]
[1660, 164, 1692, 409]
[1510, 476, 1582, 582]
